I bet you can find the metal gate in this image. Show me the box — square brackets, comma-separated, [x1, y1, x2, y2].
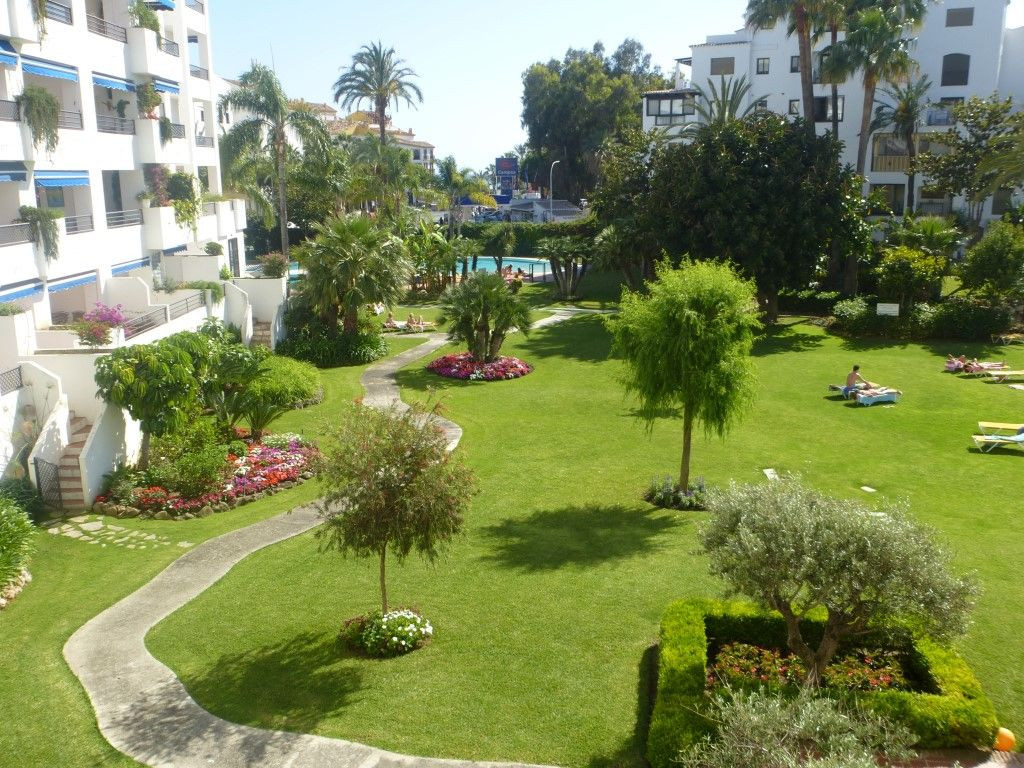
[33, 457, 63, 510]
[228, 237, 240, 277]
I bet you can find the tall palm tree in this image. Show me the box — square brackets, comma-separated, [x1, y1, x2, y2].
[434, 156, 496, 240]
[871, 75, 932, 213]
[746, 0, 816, 131]
[220, 63, 329, 259]
[811, 0, 855, 137]
[978, 119, 1024, 195]
[691, 75, 769, 126]
[296, 215, 410, 336]
[333, 42, 423, 145]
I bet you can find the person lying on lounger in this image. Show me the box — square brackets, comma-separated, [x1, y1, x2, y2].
[383, 313, 399, 330]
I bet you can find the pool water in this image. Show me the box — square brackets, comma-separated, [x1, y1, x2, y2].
[472, 257, 549, 278]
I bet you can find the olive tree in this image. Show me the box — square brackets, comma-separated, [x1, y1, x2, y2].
[439, 271, 531, 362]
[610, 261, 760, 489]
[316, 402, 476, 614]
[701, 478, 977, 685]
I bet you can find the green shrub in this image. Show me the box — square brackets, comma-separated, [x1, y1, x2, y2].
[777, 289, 842, 316]
[249, 356, 323, 406]
[0, 497, 34, 589]
[260, 251, 289, 278]
[150, 416, 220, 464]
[0, 302, 23, 316]
[205, 241, 224, 256]
[0, 478, 44, 522]
[830, 297, 932, 339]
[928, 297, 1011, 340]
[179, 280, 223, 302]
[170, 446, 229, 499]
[339, 609, 434, 658]
[645, 476, 707, 510]
[277, 326, 388, 367]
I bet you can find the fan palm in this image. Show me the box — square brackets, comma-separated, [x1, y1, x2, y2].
[871, 75, 932, 213]
[347, 135, 423, 218]
[691, 75, 768, 127]
[220, 63, 329, 259]
[296, 215, 410, 337]
[434, 156, 496, 239]
[746, 0, 816, 131]
[439, 272, 531, 363]
[978, 119, 1024, 194]
[333, 42, 423, 145]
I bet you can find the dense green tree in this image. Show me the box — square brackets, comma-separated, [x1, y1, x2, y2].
[220, 63, 330, 259]
[977, 113, 1024, 193]
[433, 156, 496, 239]
[332, 41, 423, 145]
[610, 261, 761, 489]
[701, 477, 976, 685]
[871, 75, 932, 213]
[405, 219, 454, 293]
[875, 245, 945, 311]
[521, 39, 668, 201]
[317, 401, 475, 614]
[439, 272, 531, 362]
[917, 95, 1018, 223]
[958, 221, 1024, 305]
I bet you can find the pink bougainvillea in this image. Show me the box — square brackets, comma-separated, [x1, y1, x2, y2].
[427, 353, 532, 381]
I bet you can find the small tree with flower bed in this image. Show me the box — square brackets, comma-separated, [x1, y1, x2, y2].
[438, 271, 531, 363]
[316, 401, 475, 616]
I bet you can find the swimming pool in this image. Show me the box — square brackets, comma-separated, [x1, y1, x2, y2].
[472, 257, 550, 280]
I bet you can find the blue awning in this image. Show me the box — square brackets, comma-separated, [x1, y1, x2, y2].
[162, 245, 186, 255]
[22, 56, 78, 82]
[0, 161, 27, 183]
[150, 0, 175, 9]
[111, 258, 150, 275]
[49, 273, 97, 294]
[93, 73, 136, 92]
[0, 282, 42, 301]
[34, 170, 90, 188]
[151, 78, 179, 95]
[0, 40, 18, 69]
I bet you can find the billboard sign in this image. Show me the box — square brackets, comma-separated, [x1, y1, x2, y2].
[495, 156, 518, 196]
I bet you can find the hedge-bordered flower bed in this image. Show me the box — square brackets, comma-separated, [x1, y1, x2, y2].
[427, 353, 532, 381]
[646, 599, 998, 768]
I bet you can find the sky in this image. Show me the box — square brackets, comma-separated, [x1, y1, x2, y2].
[209, 0, 1024, 171]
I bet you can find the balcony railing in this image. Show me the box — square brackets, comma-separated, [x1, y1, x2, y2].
[44, 0, 72, 24]
[169, 122, 185, 139]
[97, 115, 136, 135]
[169, 292, 205, 320]
[123, 308, 165, 339]
[195, 135, 214, 147]
[871, 155, 910, 173]
[86, 14, 127, 42]
[58, 110, 83, 130]
[158, 36, 180, 57]
[0, 366, 23, 396]
[64, 214, 94, 235]
[926, 108, 955, 127]
[0, 100, 19, 122]
[0, 222, 32, 246]
[106, 209, 142, 228]
[190, 64, 209, 80]
[917, 199, 952, 216]
[185, 0, 205, 13]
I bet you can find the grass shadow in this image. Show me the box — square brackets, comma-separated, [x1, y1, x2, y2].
[587, 644, 659, 768]
[752, 318, 826, 357]
[482, 504, 683, 572]
[182, 630, 364, 733]
[519, 314, 613, 363]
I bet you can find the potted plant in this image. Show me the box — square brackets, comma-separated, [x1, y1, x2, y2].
[204, 241, 224, 256]
[136, 82, 161, 120]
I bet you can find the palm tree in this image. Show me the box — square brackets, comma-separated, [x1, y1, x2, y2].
[220, 63, 329, 259]
[332, 42, 423, 145]
[746, 0, 816, 131]
[439, 272, 531, 363]
[811, 0, 855, 138]
[434, 156, 496, 240]
[691, 75, 769, 127]
[296, 215, 410, 336]
[871, 75, 932, 213]
[347, 135, 422, 218]
[978, 121, 1024, 194]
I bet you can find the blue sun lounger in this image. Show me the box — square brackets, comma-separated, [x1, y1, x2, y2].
[973, 432, 1024, 452]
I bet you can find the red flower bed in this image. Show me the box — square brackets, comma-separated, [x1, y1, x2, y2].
[427, 353, 532, 381]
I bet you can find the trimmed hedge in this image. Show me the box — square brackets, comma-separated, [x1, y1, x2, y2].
[829, 296, 1012, 341]
[777, 289, 843, 316]
[460, 216, 599, 256]
[647, 599, 998, 768]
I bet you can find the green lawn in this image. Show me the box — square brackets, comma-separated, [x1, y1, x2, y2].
[0, 338, 424, 768]
[146, 317, 1024, 768]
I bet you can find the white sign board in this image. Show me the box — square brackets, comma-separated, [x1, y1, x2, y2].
[876, 303, 900, 317]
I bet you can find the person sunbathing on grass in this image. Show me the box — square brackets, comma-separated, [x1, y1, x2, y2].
[383, 313, 399, 330]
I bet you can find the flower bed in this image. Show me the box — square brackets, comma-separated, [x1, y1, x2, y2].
[93, 435, 317, 520]
[340, 609, 434, 658]
[427, 352, 532, 381]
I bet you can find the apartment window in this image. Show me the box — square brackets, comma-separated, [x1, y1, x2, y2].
[939, 96, 964, 107]
[870, 183, 906, 216]
[754, 99, 769, 111]
[756, 57, 770, 75]
[709, 57, 735, 76]
[812, 95, 844, 122]
[645, 94, 695, 125]
[788, 99, 800, 115]
[412, 149, 421, 160]
[992, 189, 1014, 216]
[790, 55, 800, 73]
[941, 53, 970, 86]
[945, 7, 974, 26]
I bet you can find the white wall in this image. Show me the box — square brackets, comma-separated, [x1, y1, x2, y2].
[79, 403, 140, 507]
[104, 276, 154, 314]
[20, 352, 105, 422]
[161, 254, 224, 283]
[224, 281, 253, 345]
[0, 312, 37, 368]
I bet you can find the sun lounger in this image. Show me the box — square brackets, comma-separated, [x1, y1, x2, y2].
[978, 422, 1024, 435]
[962, 361, 1007, 375]
[972, 433, 1024, 452]
[994, 332, 1024, 345]
[854, 387, 901, 406]
[987, 370, 1024, 382]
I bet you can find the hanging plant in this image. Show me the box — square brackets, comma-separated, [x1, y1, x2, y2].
[17, 206, 62, 262]
[127, 0, 160, 32]
[159, 116, 173, 146]
[136, 82, 161, 119]
[143, 163, 171, 206]
[115, 99, 130, 118]
[30, 0, 46, 38]
[168, 172, 200, 237]
[16, 86, 59, 154]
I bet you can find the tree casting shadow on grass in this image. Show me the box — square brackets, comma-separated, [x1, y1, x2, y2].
[482, 504, 682, 572]
[180, 630, 364, 734]
[586, 643, 659, 768]
[751, 322, 825, 357]
[519, 314, 612, 363]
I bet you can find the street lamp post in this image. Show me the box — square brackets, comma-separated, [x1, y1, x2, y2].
[549, 160, 561, 222]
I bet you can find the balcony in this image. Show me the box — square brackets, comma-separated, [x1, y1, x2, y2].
[96, 115, 136, 135]
[86, 14, 127, 43]
[185, 0, 205, 13]
[43, 0, 72, 25]
[169, 122, 185, 138]
[126, 27, 180, 81]
[0, 222, 32, 246]
[58, 110, 83, 130]
[871, 155, 909, 173]
[64, 214, 94, 235]
[158, 36, 180, 57]
[0, 100, 19, 122]
[143, 205, 191, 249]
[195, 135, 214, 147]
[215, 200, 234, 237]
[106, 209, 142, 228]
[926, 108, 955, 127]
[190, 64, 209, 80]
[232, 199, 246, 231]
[136, 118, 189, 163]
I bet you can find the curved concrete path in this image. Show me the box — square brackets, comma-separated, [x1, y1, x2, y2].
[63, 328, 569, 768]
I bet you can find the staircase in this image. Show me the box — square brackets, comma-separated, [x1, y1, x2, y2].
[251, 321, 273, 349]
[57, 414, 93, 510]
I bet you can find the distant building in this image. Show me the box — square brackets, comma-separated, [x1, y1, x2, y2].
[507, 198, 585, 223]
[329, 111, 435, 172]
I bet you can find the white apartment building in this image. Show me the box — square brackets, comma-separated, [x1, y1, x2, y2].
[0, 0, 287, 511]
[643, 0, 1024, 218]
